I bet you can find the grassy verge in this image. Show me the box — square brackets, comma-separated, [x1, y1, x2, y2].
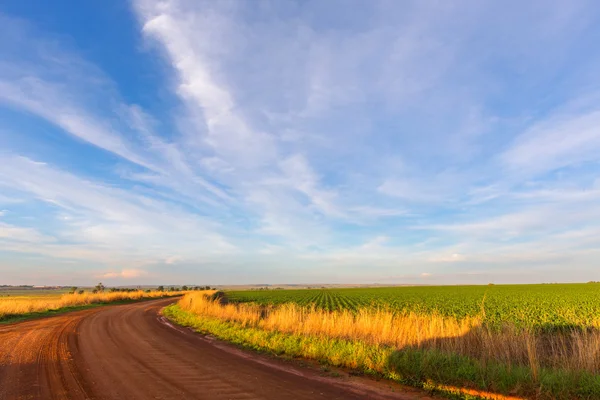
[0, 296, 178, 325]
[164, 304, 600, 400]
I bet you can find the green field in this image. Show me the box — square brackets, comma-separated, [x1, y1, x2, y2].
[227, 283, 600, 330]
[171, 285, 600, 400]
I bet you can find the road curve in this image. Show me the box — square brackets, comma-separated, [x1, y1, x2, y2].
[0, 299, 430, 400]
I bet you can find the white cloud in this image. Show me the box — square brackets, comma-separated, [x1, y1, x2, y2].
[99, 269, 146, 279]
[346, 206, 406, 218]
[164, 256, 182, 265]
[424, 190, 600, 239]
[359, 236, 390, 250]
[501, 108, 600, 176]
[429, 253, 466, 263]
[0, 222, 54, 243]
[0, 155, 237, 265]
[0, 195, 21, 204]
[0, 72, 153, 171]
[1, 3, 600, 284]
[378, 170, 471, 203]
[277, 154, 341, 217]
[136, 2, 277, 168]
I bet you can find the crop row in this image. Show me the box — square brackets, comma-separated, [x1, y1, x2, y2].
[226, 283, 600, 330]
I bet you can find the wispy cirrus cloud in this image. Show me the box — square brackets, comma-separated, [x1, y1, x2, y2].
[0, 222, 55, 243]
[500, 107, 600, 176]
[0, 154, 236, 268]
[1, 1, 600, 284]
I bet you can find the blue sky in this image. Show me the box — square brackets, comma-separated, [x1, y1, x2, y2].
[1, 1, 600, 285]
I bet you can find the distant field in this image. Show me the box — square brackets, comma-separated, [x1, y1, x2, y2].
[227, 284, 600, 330]
[0, 288, 70, 300]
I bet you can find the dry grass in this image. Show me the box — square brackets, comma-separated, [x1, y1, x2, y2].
[179, 292, 600, 374]
[0, 290, 184, 319]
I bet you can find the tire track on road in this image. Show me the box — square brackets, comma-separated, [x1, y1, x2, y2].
[0, 299, 432, 400]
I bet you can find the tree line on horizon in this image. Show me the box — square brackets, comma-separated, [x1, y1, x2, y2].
[67, 283, 216, 294]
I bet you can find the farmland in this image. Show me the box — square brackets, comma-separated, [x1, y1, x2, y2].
[227, 284, 600, 330]
[165, 284, 600, 400]
[0, 287, 71, 299]
[0, 288, 185, 323]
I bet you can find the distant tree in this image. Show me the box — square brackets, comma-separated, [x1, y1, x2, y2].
[95, 282, 105, 293]
[69, 286, 78, 294]
[78, 289, 84, 295]
[92, 289, 98, 294]
[157, 285, 165, 292]
[182, 285, 188, 291]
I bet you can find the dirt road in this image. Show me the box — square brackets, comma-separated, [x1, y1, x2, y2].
[0, 298, 431, 400]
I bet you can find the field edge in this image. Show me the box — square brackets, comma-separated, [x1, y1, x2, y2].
[163, 303, 551, 400]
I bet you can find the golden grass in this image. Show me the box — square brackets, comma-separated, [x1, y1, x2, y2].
[179, 292, 600, 374]
[0, 290, 184, 319]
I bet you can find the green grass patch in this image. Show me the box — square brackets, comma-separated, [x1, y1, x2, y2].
[164, 304, 600, 400]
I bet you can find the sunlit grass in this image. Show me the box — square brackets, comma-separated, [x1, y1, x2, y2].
[0, 290, 184, 321]
[168, 292, 600, 399]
